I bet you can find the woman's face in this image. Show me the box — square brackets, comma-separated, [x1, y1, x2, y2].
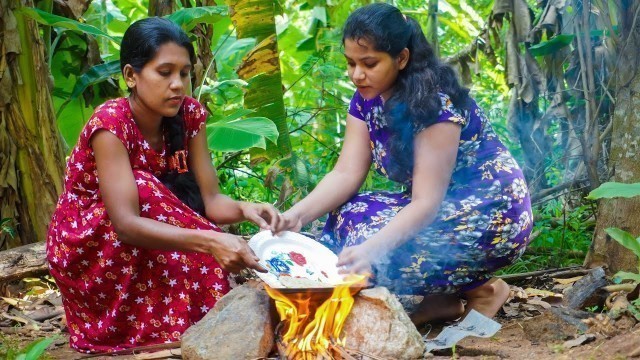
[127, 42, 191, 119]
[344, 37, 409, 101]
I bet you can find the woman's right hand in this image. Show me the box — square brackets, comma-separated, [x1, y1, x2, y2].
[272, 211, 303, 234]
[207, 232, 267, 274]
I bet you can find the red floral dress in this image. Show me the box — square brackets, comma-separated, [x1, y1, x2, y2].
[46, 97, 230, 353]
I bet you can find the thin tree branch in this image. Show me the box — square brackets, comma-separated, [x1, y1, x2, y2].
[573, 0, 600, 189]
[215, 151, 244, 170]
[531, 178, 590, 203]
[299, 128, 339, 155]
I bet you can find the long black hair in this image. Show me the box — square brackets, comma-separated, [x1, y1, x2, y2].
[343, 3, 471, 179]
[120, 17, 205, 215]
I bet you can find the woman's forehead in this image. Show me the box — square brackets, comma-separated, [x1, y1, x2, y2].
[343, 37, 386, 57]
[148, 42, 191, 65]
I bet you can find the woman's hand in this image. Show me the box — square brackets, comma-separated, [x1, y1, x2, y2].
[271, 211, 303, 234]
[336, 242, 380, 277]
[239, 202, 281, 231]
[207, 231, 267, 274]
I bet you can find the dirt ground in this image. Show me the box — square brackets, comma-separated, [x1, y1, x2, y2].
[2, 309, 638, 360]
[2, 272, 640, 360]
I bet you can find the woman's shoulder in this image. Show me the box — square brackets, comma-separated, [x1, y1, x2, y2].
[348, 91, 381, 120]
[88, 98, 130, 126]
[181, 96, 207, 136]
[82, 97, 135, 147]
[434, 92, 468, 126]
[182, 96, 205, 112]
[181, 96, 206, 119]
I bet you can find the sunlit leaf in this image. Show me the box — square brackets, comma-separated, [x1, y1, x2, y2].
[0, 218, 16, 238]
[195, 79, 248, 101]
[17, 7, 120, 43]
[311, 6, 327, 26]
[440, 17, 473, 41]
[613, 271, 640, 283]
[57, 60, 120, 116]
[587, 182, 640, 199]
[293, 155, 310, 187]
[528, 34, 575, 56]
[207, 115, 278, 152]
[605, 228, 640, 258]
[165, 6, 228, 31]
[215, 38, 256, 71]
[20, 337, 56, 360]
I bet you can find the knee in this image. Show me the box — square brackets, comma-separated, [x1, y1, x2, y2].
[466, 279, 509, 298]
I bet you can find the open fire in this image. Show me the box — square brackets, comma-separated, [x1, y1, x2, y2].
[265, 275, 366, 359]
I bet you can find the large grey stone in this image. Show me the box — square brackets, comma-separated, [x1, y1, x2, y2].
[181, 281, 274, 360]
[342, 287, 425, 359]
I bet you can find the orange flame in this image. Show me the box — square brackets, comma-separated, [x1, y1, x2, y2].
[265, 275, 366, 357]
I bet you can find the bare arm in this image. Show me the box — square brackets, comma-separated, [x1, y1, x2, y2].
[93, 130, 264, 272]
[338, 122, 461, 272]
[188, 126, 280, 230]
[188, 129, 243, 224]
[282, 114, 373, 229]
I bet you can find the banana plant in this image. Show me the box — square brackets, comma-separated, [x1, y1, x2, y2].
[225, 0, 291, 157]
[23, 5, 278, 154]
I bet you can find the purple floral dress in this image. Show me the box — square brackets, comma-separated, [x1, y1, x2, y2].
[319, 91, 533, 295]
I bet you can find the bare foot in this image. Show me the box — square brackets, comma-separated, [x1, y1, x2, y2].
[410, 294, 465, 327]
[462, 278, 510, 318]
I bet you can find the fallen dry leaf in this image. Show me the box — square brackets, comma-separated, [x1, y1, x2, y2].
[134, 348, 182, 359]
[553, 276, 584, 285]
[563, 333, 596, 349]
[527, 298, 552, 309]
[524, 287, 561, 298]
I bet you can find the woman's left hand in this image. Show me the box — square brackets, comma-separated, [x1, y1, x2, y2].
[240, 202, 281, 231]
[336, 242, 379, 277]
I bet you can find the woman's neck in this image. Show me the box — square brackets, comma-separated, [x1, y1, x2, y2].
[128, 95, 163, 150]
[127, 94, 162, 137]
[380, 86, 396, 104]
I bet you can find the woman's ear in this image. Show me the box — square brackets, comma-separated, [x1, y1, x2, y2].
[397, 48, 410, 70]
[122, 64, 136, 89]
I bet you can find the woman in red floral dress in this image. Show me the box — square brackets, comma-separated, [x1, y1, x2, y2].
[46, 18, 279, 353]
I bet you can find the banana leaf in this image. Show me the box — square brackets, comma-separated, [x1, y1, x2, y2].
[225, 0, 291, 157]
[17, 7, 120, 43]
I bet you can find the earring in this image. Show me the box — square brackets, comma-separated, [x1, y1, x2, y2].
[127, 80, 134, 88]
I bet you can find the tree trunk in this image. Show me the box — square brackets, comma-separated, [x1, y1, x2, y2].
[193, 0, 217, 91]
[148, 0, 175, 17]
[584, 0, 640, 273]
[426, 0, 439, 58]
[0, 1, 65, 250]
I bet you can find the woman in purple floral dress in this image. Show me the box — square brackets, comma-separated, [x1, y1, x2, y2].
[275, 3, 532, 324]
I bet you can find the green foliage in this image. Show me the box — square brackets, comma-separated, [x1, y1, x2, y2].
[605, 228, 640, 281]
[1, 218, 16, 238]
[57, 60, 120, 116]
[18, 7, 120, 43]
[166, 6, 228, 31]
[528, 34, 575, 56]
[587, 182, 640, 200]
[35, 1, 277, 154]
[498, 200, 594, 274]
[588, 182, 640, 281]
[207, 109, 279, 152]
[0, 336, 56, 360]
[605, 228, 640, 259]
[39, 0, 602, 274]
